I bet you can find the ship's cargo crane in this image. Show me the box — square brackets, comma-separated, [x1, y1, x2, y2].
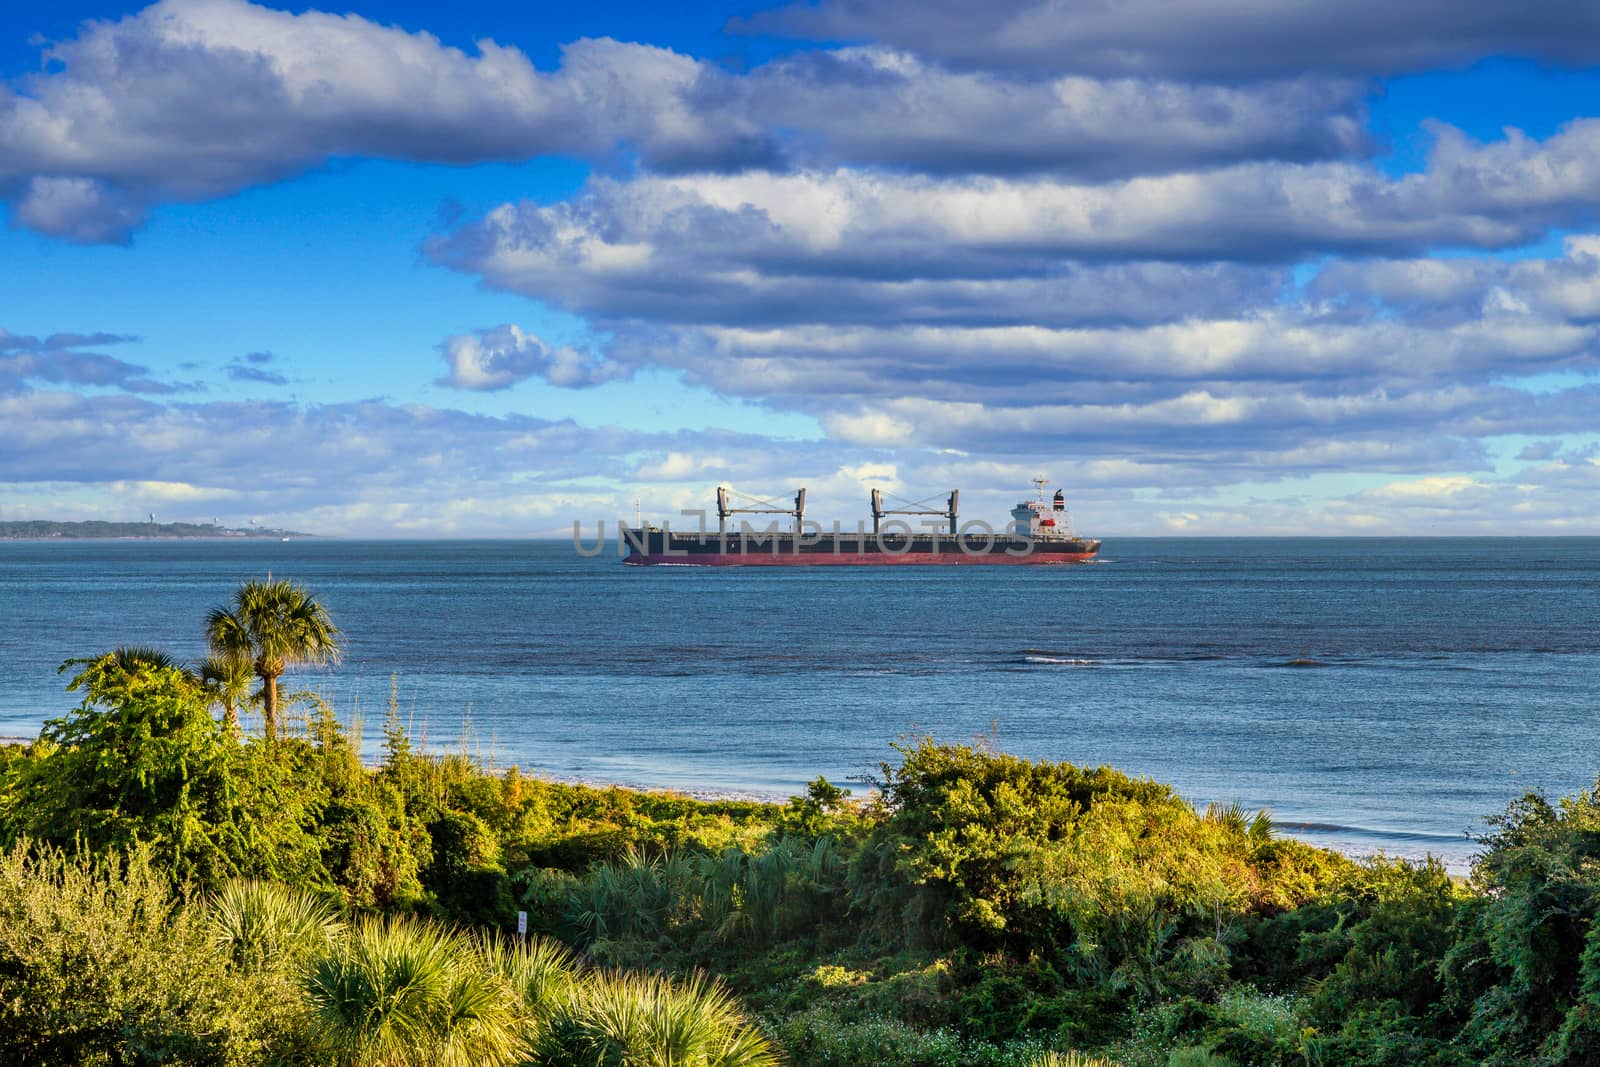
[870, 489, 960, 535]
[716, 486, 806, 534]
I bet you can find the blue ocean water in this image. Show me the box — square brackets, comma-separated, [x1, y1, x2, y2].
[2, 537, 1597, 870]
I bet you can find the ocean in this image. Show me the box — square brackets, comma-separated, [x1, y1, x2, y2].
[2, 536, 1597, 870]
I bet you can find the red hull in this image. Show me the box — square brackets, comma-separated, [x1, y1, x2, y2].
[625, 551, 1098, 566]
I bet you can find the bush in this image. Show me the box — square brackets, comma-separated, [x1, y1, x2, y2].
[0, 842, 283, 1067]
[1443, 783, 1600, 1064]
[767, 1003, 1063, 1067]
[2, 659, 247, 885]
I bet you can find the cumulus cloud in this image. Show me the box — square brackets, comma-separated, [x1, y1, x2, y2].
[436, 325, 627, 390]
[428, 147, 1600, 463]
[595, 310, 1597, 404]
[814, 382, 1600, 459]
[10, 177, 148, 245]
[0, 389, 620, 488]
[0, 382, 921, 534]
[0, 0, 1386, 242]
[433, 122, 1600, 316]
[1311, 235, 1600, 324]
[7, 369, 1599, 534]
[433, 176, 1600, 469]
[0, 0, 772, 241]
[740, 0, 1600, 79]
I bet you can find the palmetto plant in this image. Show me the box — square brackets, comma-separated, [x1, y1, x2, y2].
[565, 847, 696, 948]
[304, 915, 525, 1067]
[484, 934, 580, 1025]
[699, 836, 843, 944]
[1023, 1052, 1122, 1067]
[206, 578, 341, 742]
[534, 970, 779, 1067]
[209, 879, 343, 973]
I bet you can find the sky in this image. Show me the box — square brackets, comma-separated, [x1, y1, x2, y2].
[3, 0, 1600, 536]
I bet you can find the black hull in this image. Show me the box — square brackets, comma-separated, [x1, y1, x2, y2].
[621, 528, 1102, 566]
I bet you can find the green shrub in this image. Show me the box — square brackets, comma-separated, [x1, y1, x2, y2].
[852, 740, 1350, 1009]
[1443, 783, 1600, 1064]
[320, 794, 426, 909]
[423, 808, 516, 927]
[768, 1003, 1063, 1067]
[2, 659, 249, 885]
[0, 842, 282, 1066]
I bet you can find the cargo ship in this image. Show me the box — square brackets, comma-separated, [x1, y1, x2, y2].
[622, 479, 1100, 566]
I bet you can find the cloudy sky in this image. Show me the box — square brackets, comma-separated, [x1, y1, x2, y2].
[4, 0, 1600, 536]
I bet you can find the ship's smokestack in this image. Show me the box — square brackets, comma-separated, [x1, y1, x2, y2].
[1052, 489, 1065, 512]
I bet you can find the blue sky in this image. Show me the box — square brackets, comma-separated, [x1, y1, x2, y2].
[3, 0, 1600, 535]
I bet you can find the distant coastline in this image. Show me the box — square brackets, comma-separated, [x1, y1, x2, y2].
[0, 520, 314, 541]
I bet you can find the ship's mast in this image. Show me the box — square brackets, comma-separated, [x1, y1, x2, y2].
[1033, 476, 1048, 503]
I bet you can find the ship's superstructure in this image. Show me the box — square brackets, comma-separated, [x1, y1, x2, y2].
[621, 480, 1100, 566]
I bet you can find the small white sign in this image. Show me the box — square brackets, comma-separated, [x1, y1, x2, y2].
[517, 910, 528, 937]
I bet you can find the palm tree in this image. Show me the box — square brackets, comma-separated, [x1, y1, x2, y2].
[59, 645, 191, 696]
[106, 646, 184, 672]
[206, 578, 341, 742]
[198, 653, 256, 738]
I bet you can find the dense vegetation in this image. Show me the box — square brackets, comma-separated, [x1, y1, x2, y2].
[3, 579, 1599, 1066]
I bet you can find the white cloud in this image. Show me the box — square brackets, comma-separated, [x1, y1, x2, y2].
[436, 324, 626, 391]
[435, 123, 1600, 323]
[0, 0, 768, 241]
[0, 0, 1380, 242]
[108, 479, 239, 501]
[1367, 475, 1484, 503]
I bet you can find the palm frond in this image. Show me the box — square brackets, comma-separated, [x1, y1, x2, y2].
[209, 878, 342, 972]
[304, 915, 526, 1067]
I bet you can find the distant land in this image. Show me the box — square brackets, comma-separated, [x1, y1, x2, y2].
[0, 520, 314, 540]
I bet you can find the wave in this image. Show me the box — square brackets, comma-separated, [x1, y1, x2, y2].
[1021, 655, 1100, 666]
[1275, 820, 1468, 845]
